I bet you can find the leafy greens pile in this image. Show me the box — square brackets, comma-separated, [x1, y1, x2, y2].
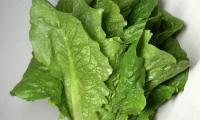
[11, 0, 190, 120]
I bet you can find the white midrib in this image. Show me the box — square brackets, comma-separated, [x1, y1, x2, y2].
[64, 37, 82, 120]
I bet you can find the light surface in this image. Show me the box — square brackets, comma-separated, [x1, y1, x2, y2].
[0, 0, 199, 120]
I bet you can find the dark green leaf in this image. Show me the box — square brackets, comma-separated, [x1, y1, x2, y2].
[151, 11, 184, 46]
[114, 0, 139, 18]
[128, 0, 158, 25]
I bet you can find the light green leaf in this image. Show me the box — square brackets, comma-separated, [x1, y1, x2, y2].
[11, 58, 62, 103]
[121, 21, 146, 44]
[95, 0, 126, 37]
[14, 0, 112, 120]
[57, 0, 126, 69]
[113, 44, 146, 115]
[135, 38, 189, 120]
[99, 19, 146, 120]
[11, 57, 72, 119]
[101, 37, 125, 67]
[112, 24, 146, 116]
[140, 31, 189, 93]
[71, 0, 106, 41]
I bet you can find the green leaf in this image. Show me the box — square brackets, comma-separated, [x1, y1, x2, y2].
[95, 0, 126, 37]
[128, 0, 158, 25]
[114, 0, 139, 18]
[85, 0, 94, 4]
[99, 20, 146, 120]
[57, 0, 126, 69]
[148, 85, 176, 109]
[140, 31, 189, 93]
[10, 58, 62, 103]
[112, 24, 146, 116]
[101, 37, 125, 68]
[11, 57, 72, 119]
[166, 70, 189, 94]
[160, 38, 188, 61]
[56, 91, 73, 120]
[161, 38, 189, 92]
[151, 10, 184, 46]
[56, 0, 94, 13]
[113, 40, 146, 116]
[71, 0, 106, 41]
[135, 38, 189, 120]
[14, 0, 112, 120]
[56, 0, 73, 13]
[146, 6, 162, 36]
[121, 21, 146, 44]
[116, 113, 129, 120]
[136, 85, 175, 120]
[128, 115, 137, 120]
[136, 80, 189, 120]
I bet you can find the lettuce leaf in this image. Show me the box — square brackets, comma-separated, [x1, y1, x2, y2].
[95, 0, 126, 37]
[114, 0, 139, 18]
[57, 0, 126, 68]
[98, 20, 146, 120]
[140, 31, 189, 93]
[128, 0, 158, 25]
[113, 29, 146, 115]
[11, 0, 112, 120]
[150, 10, 184, 46]
[11, 58, 63, 103]
[135, 37, 189, 120]
[121, 21, 146, 44]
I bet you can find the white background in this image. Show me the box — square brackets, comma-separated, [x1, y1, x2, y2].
[0, 0, 200, 120]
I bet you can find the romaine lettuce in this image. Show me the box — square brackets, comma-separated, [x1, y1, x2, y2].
[11, 0, 190, 120]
